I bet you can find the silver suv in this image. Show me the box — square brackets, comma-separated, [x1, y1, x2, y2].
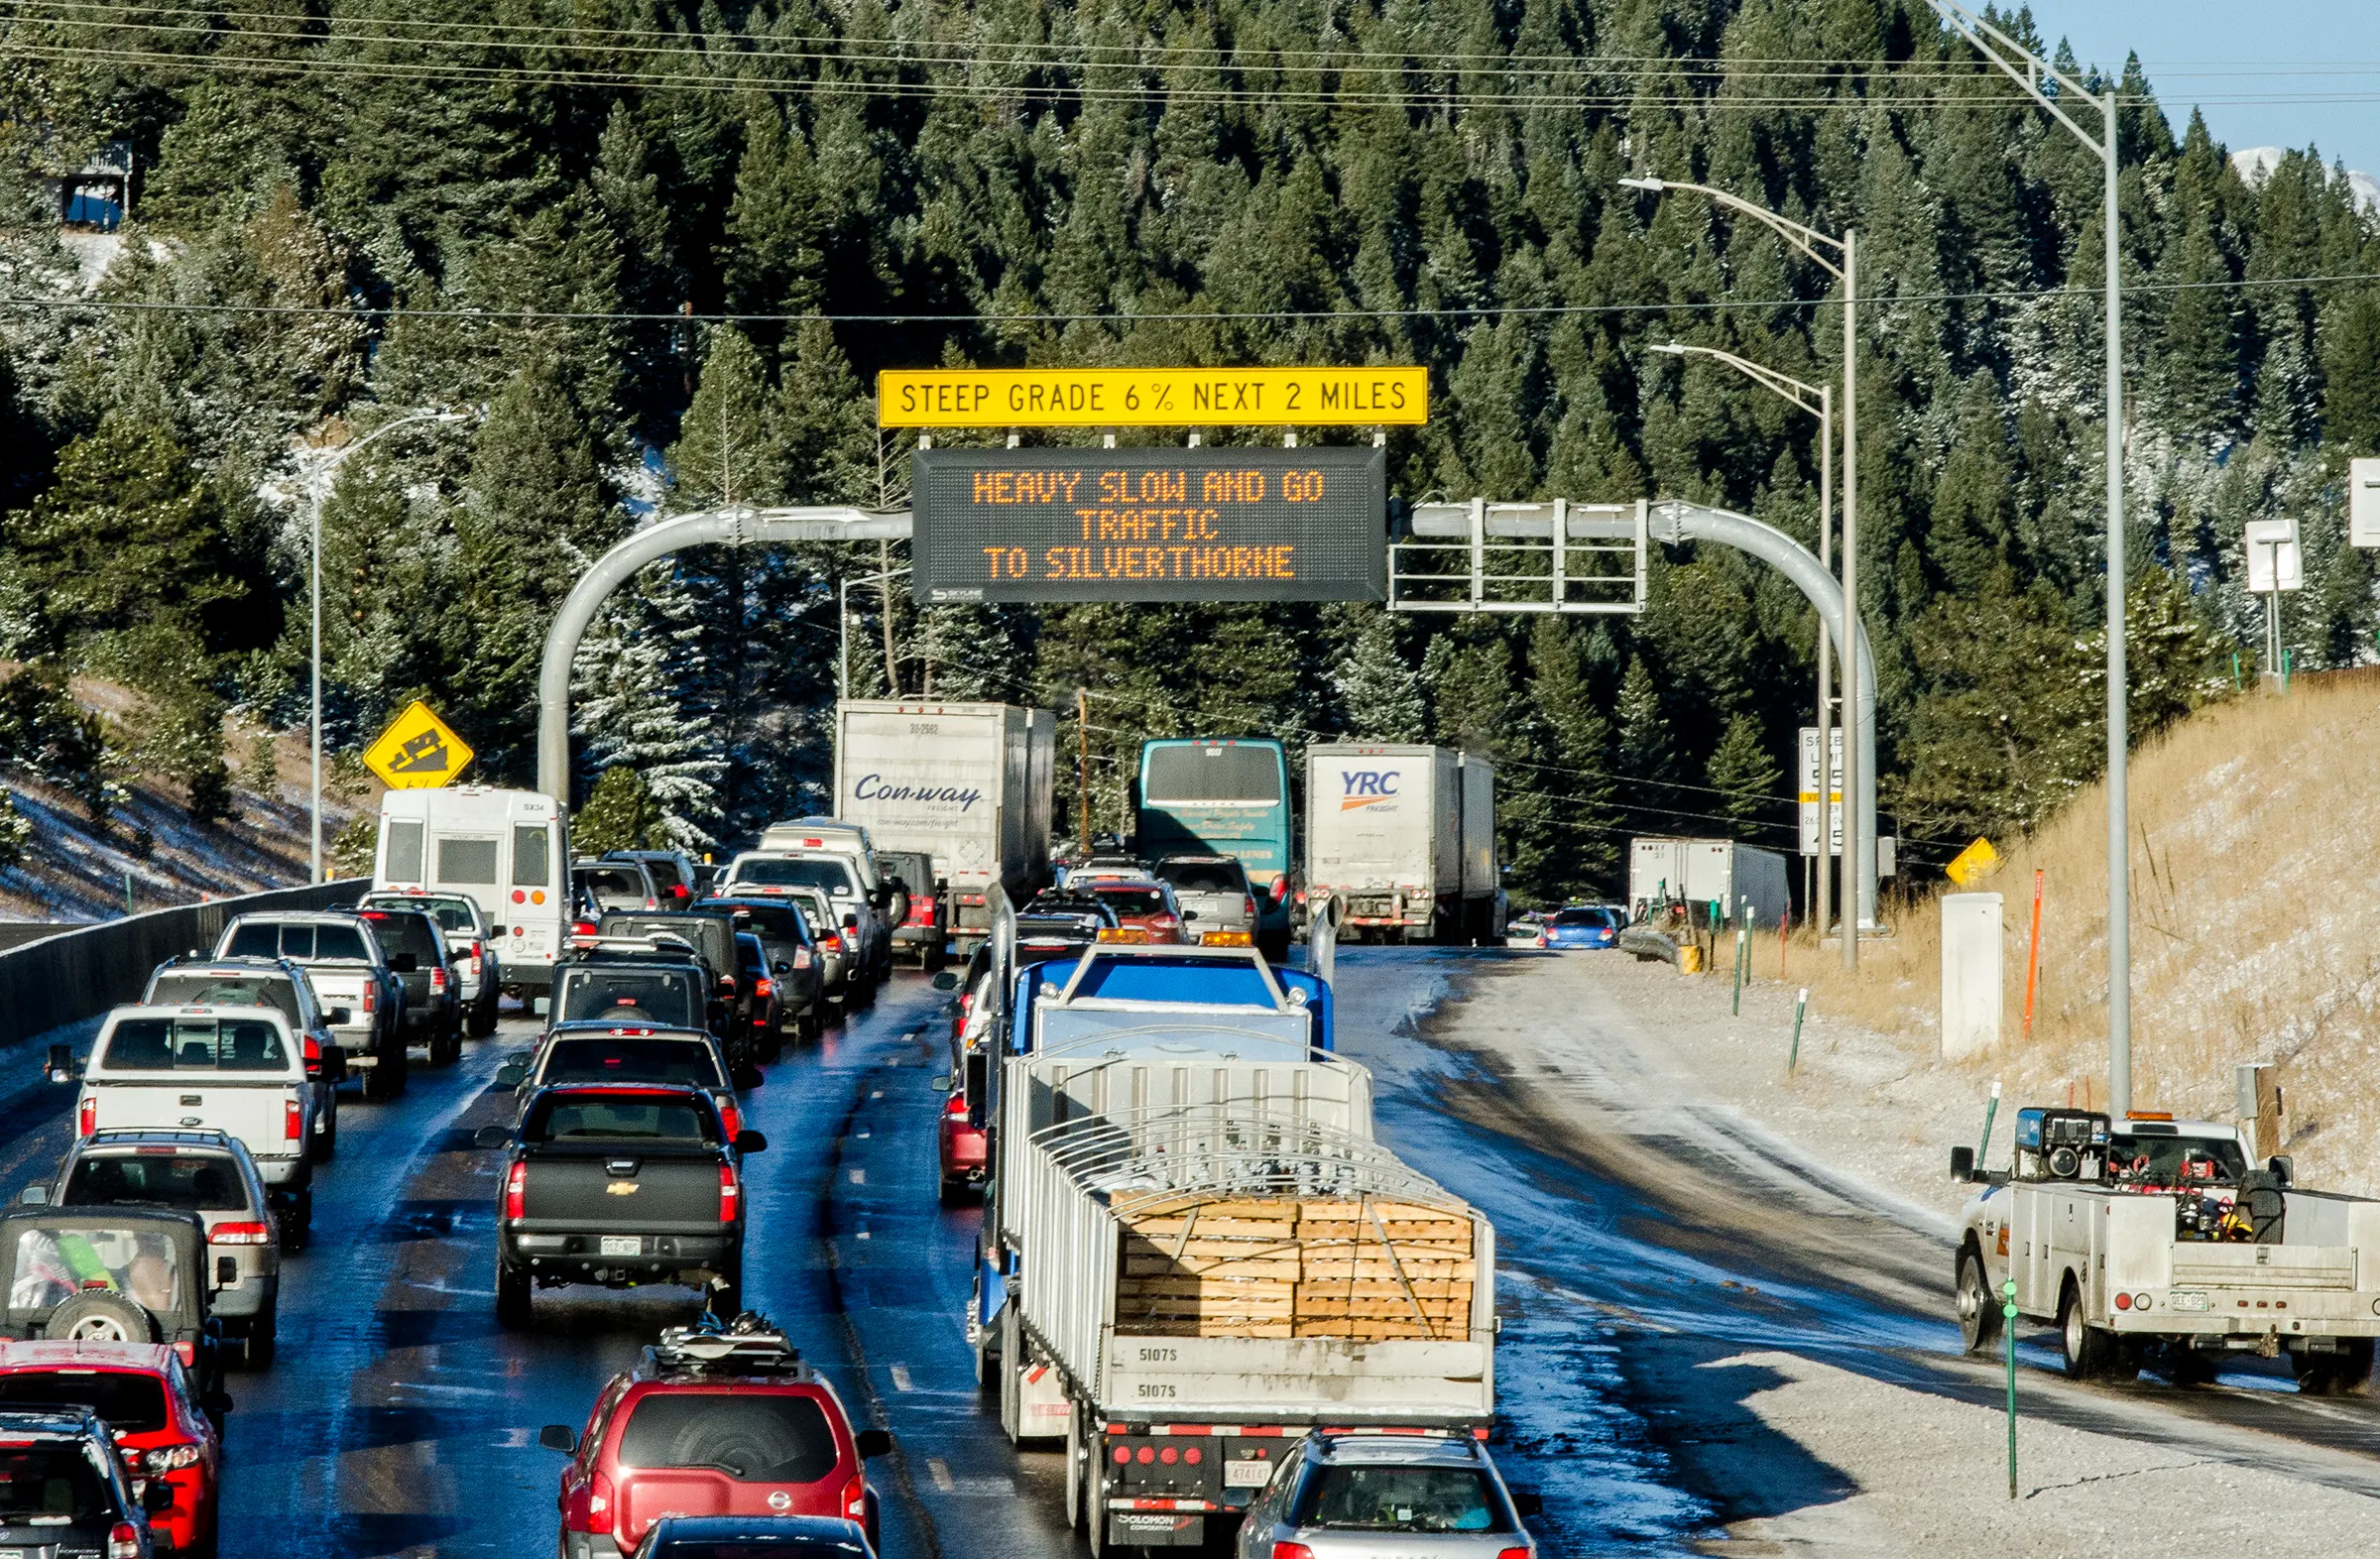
[1152, 855, 1257, 945]
[1236, 1432, 1539, 1559]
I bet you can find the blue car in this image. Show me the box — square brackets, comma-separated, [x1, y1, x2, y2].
[1536, 904, 1622, 949]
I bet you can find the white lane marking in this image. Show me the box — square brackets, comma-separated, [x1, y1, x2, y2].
[498, 1427, 534, 1448]
[856, 1223, 872, 1241]
[849, 1168, 866, 1184]
[928, 1458, 955, 1492]
[890, 1363, 913, 1391]
[856, 1126, 872, 1139]
[871, 1090, 884, 1099]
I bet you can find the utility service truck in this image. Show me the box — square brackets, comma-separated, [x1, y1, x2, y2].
[1303, 744, 1499, 944]
[1953, 1108, 2380, 1392]
[968, 942, 1496, 1553]
[832, 701, 1057, 953]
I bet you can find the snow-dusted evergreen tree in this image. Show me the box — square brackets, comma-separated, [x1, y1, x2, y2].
[1332, 613, 1427, 742]
[572, 583, 724, 850]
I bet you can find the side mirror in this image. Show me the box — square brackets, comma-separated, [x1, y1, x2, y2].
[473, 1125, 513, 1150]
[532, 997, 550, 1017]
[389, 953, 418, 973]
[929, 1074, 954, 1093]
[326, 1008, 352, 1027]
[44, 1043, 73, 1084]
[144, 1479, 176, 1514]
[199, 1389, 233, 1418]
[2269, 1154, 2294, 1186]
[843, 913, 859, 930]
[856, 1427, 892, 1460]
[216, 1256, 238, 1286]
[774, 960, 790, 976]
[537, 1424, 578, 1454]
[931, 971, 959, 992]
[1511, 1490, 1544, 1517]
[1182, 909, 1200, 921]
[1949, 1145, 1977, 1183]
[732, 1064, 765, 1090]
[16, 1185, 47, 1206]
[495, 1064, 528, 1089]
[735, 1130, 769, 1155]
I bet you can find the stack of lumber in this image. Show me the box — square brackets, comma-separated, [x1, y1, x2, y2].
[1112, 1191, 1475, 1340]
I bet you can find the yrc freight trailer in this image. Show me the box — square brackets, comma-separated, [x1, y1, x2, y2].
[1628, 836, 1790, 928]
[833, 701, 1056, 950]
[1304, 744, 1499, 943]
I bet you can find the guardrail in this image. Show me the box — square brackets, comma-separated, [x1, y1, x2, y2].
[0, 881, 363, 1049]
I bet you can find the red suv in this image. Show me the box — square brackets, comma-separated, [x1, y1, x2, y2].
[0, 1340, 225, 1556]
[541, 1317, 889, 1559]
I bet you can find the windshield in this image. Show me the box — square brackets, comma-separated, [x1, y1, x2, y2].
[524, 1096, 717, 1143]
[146, 974, 301, 1026]
[1093, 888, 1169, 917]
[539, 1038, 723, 1091]
[10, 1227, 183, 1314]
[579, 867, 651, 908]
[555, 970, 700, 1028]
[1292, 1465, 1507, 1533]
[100, 1018, 290, 1072]
[0, 1444, 110, 1523]
[225, 921, 369, 962]
[0, 1372, 166, 1435]
[617, 1392, 838, 1483]
[1154, 860, 1246, 895]
[730, 857, 856, 894]
[2111, 1133, 2251, 1185]
[63, 1153, 244, 1216]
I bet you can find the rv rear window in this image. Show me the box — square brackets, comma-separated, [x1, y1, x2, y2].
[383, 819, 424, 882]
[1143, 744, 1282, 804]
[437, 837, 499, 885]
[513, 825, 552, 888]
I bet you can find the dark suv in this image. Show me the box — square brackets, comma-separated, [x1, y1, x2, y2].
[0, 1409, 172, 1557]
[541, 1317, 888, 1559]
[353, 905, 462, 1065]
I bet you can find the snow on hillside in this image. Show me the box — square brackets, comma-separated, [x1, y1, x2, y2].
[2231, 145, 2380, 215]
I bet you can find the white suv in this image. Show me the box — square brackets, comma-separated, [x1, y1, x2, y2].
[1235, 1431, 1540, 1559]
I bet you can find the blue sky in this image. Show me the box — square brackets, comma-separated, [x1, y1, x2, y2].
[2033, 1, 2380, 174]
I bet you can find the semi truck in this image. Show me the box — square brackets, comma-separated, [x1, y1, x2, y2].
[968, 941, 1496, 1553]
[1954, 1108, 2380, 1392]
[1627, 836, 1790, 929]
[832, 701, 1057, 953]
[1304, 744, 1499, 943]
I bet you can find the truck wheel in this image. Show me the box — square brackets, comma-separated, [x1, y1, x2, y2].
[2058, 1280, 2119, 1381]
[998, 1307, 1023, 1443]
[1064, 1409, 1085, 1529]
[241, 1302, 278, 1372]
[468, 993, 499, 1038]
[278, 1188, 313, 1254]
[2336, 1340, 2376, 1396]
[495, 1259, 532, 1330]
[1957, 1250, 2001, 1356]
[312, 1094, 338, 1162]
[710, 1258, 743, 1320]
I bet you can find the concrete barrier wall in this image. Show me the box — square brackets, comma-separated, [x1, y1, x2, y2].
[0, 882, 363, 1050]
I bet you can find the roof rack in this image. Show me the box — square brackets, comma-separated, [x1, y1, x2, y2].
[651, 1313, 802, 1374]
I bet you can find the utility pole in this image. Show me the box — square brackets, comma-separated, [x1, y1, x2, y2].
[1076, 687, 1092, 853]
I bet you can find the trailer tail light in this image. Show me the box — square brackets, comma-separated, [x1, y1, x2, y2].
[107, 1521, 140, 1559]
[77, 1097, 95, 1138]
[504, 1161, 527, 1221]
[586, 1470, 615, 1534]
[842, 1474, 866, 1520]
[285, 1098, 303, 1143]
[212, 1222, 272, 1246]
[718, 1163, 740, 1222]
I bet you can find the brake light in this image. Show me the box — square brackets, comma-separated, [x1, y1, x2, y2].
[143, 1442, 201, 1474]
[586, 1470, 615, 1534]
[1151, 915, 1179, 928]
[672, 884, 688, 900]
[362, 982, 377, 1015]
[1244, 897, 1258, 916]
[720, 1102, 742, 1141]
[718, 1163, 740, 1222]
[754, 977, 773, 1000]
[107, 1520, 140, 1559]
[504, 1161, 527, 1221]
[572, 920, 599, 936]
[1272, 1544, 1316, 1559]
[77, 1097, 95, 1138]
[945, 1095, 970, 1118]
[212, 1222, 271, 1246]
[302, 1035, 321, 1076]
[173, 1340, 194, 1368]
[645, 898, 658, 911]
[468, 953, 483, 978]
[430, 965, 447, 993]
[285, 1097, 303, 1143]
[1495, 1549, 1531, 1559]
[842, 1473, 866, 1520]
[793, 949, 813, 970]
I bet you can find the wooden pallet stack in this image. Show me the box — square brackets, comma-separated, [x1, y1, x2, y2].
[1112, 1191, 1475, 1341]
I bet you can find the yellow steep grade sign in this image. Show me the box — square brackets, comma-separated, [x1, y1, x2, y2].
[1945, 836, 2001, 887]
[877, 366, 1429, 428]
[363, 701, 474, 789]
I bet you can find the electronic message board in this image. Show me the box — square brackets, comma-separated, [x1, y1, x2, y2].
[911, 446, 1386, 604]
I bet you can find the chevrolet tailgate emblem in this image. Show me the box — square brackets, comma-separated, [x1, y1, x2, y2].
[606, 1181, 640, 1196]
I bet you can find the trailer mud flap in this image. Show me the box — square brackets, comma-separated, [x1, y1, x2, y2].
[1108, 1512, 1202, 1547]
[977, 1252, 1010, 1331]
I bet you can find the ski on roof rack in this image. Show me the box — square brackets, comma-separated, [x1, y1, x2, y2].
[652, 1312, 801, 1371]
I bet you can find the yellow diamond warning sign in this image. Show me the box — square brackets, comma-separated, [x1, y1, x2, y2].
[1945, 836, 2001, 887]
[363, 701, 473, 789]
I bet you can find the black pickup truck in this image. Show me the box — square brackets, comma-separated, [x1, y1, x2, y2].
[478, 1084, 766, 1329]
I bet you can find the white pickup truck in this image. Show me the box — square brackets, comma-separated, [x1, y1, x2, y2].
[50, 1005, 325, 1249]
[1953, 1108, 2380, 1392]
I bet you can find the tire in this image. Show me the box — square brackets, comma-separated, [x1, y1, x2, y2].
[2058, 1279, 2120, 1382]
[1957, 1250, 2002, 1356]
[938, 1176, 966, 1209]
[432, 1023, 461, 1066]
[495, 1259, 532, 1330]
[241, 1302, 278, 1372]
[799, 1007, 822, 1043]
[1065, 1407, 1086, 1530]
[279, 1188, 312, 1254]
[710, 1256, 742, 1320]
[468, 992, 499, 1038]
[998, 1305, 1023, 1444]
[312, 1094, 338, 1162]
[2336, 1340, 2376, 1396]
[48, 1291, 159, 1345]
[361, 1056, 397, 1103]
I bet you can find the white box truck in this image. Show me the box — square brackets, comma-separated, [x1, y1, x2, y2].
[832, 701, 1056, 950]
[1305, 744, 1500, 943]
[374, 787, 570, 996]
[1628, 836, 1790, 928]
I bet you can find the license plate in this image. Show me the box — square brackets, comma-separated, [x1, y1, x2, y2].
[600, 1236, 642, 1257]
[0, 1546, 29, 1558]
[1223, 1460, 1275, 1489]
[2169, 1291, 2210, 1312]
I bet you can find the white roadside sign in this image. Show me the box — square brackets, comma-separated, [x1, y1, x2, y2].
[1798, 726, 1844, 857]
[2243, 517, 2304, 593]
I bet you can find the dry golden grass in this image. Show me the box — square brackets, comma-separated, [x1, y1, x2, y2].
[1766, 668, 2380, 1191]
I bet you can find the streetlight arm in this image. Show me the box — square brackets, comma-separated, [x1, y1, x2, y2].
[1924, 0, 2111, 153]
[1655, 343, 1826, 420]
[1638, 179, 1844, 278]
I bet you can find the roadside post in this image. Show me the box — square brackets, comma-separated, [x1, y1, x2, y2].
[2003, 1278, 2020, 1498]
[1789, 988, 1808, 1073]
[1978, 1079, 2001, 1162]
[2022, 872, 2043, 1038]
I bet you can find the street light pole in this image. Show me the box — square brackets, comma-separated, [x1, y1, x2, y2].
[298, 409, 470, 884]
[1623, 176, 1864, 967]
[1925, 0, 2131, 1111]
[1650, 343, 1836, 937]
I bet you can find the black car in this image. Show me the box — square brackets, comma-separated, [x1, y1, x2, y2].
[1014, 894, 1121, 966]
[0, 1410, 174, 1558]
[597, 911, 757, 1069]
[548, 947, 715, 1035]
[710, 899, 826, 1045]
[352, 905, 462, 1065]
[0, 1208, 224, 1391]
[631, 1513, 875, 1558]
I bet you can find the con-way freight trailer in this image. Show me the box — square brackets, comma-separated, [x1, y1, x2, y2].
[1627, 836, 1789, 928]
[1304, 744, 1499, 943]
[972, 944, 1497, 1552]
[833, 700, 1056, 953]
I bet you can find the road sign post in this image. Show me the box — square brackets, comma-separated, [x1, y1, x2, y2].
[2004, 1278, 2020, 1499]
[363, 701, 474, 790]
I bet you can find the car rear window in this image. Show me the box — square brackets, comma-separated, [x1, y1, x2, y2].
[1291, 1464, 1507, 1532]
[357, 911, 439, 959]
[731, 858, 853, 893]
[633, 858, 686, 894]
[714, 903, 806, 943]
[63, 1152, 245, 1216]
[556, 971, 700, 1029]
[1155, 860, 1247, 895]
[617, 1391, 839, 1483]
[524, 1096, 716, 1143]
[0, 1369, 168, 1434]
[540, 1039, 724, 1091]
[101, 1018, 290, 1072]
[10, 1227, 183, 1314]
[1552, 908, 1612, 927]
[0, 1443, 111, 1522]
[1094, 888, 1169, 917]
[224, 921, 369, 962]
[146, 974, 302, 1026]
[437, 836, 500, 885]
[366, 896, 480, 935]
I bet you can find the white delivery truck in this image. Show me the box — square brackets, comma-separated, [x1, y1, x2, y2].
[975, 944, 1496, 1551]
[1628, 835, 1789, 928]
[374, 787, 570, 998]
[1304, 744, 1499, 943]
[1954, 1108, 2380, 1392]
[831, 701, 1056, 951]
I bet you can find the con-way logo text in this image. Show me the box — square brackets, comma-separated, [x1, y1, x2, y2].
[854, 773, 984, 811]
[1339, 770, 1401, 810]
